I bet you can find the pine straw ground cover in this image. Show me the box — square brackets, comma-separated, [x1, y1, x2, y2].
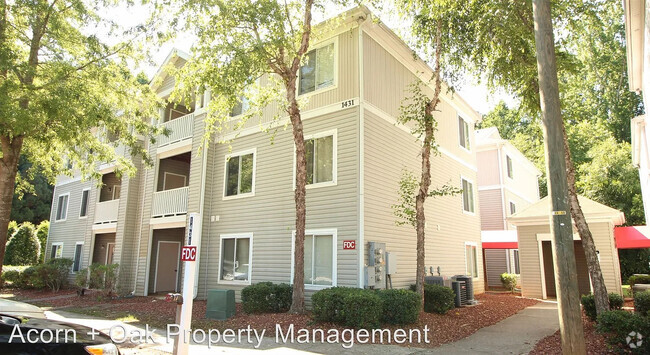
[530, 313, 614, 354]
[2, 289, 538, 348]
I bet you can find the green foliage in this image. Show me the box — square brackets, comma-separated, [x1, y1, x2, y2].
[620, 250, 650, 284]
[6, 221, 18, 242]
[500, 273, 518, 293]
[581, 293, 625, 322]
[634, 291, 650, 317]
[75, 268, 89, 289]
[87, 263, 119, 296]
[597, 310, 649, 353]
[342, 290, 383, 329]
[2, 268, 22, 285]
[629, 275, 650, 287]
[11, 156, 53, 225]
[36, 258, 73, 292]
[423, 284, 455, 314]
[240, 282, 292, 314]
[4, 223, 40, 265]
[312, 287, 357, 323]
[377, 289, 421, 325]
[20, 266, 45, 289]
[35, 221, 49, 264]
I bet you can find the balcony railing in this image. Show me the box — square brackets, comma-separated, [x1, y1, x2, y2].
[95, 199, 120, 224]
[158, 113, 194, 147]
[151, 186, 189, 218]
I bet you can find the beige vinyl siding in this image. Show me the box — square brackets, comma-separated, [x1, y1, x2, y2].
[48, 181, 93, 266]
[363, 109, 484, 293]
[477, 150, 500, 186]
[485, 249, 508, 288]
[479, 189, 505, 230]
[501, 148, 540, 202]
[197, 107, 360, 301]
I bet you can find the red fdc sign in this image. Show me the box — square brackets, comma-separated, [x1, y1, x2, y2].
[343, 240, 356, 250]
[181, 246, 197, 262]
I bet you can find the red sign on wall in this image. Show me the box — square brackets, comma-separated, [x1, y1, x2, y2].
[343, 240, 356, 250]
[181, 246, 197, 262]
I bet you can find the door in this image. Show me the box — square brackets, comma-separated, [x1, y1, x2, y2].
[155, 241, 180, 293]
[105, 243, 115, 265]
[542, 241, 557, 298]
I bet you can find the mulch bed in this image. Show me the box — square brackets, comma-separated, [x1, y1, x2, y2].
[0, 288, 78, 301]
[2, 288, 539, 348]
[529, 313, 614, 354]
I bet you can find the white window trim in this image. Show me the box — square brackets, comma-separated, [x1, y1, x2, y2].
[79, 188, 90, 219]
[460, 176, 475, 215]
[51, 242, 64, 259]
[72, 242, 84, 273]
[55, 193, 70, 222]
[297, 37, 339, 98]
[162, 172, 187, 191]
[222, 148, 257, 200]
[290, 228, 338, 290]
[458, 115, 471, 153]
[464, 241, 479, 279]
[292, 129, 338, 190]
[509, 200, 517, 216]
[506, 154, 514, 180]
[217, 233, 254, 285]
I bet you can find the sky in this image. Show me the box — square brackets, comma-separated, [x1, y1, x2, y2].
[106, 2, 517, 115]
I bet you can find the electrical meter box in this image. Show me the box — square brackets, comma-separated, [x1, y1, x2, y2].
[367, 242, 386, 289]
[385, 252, 397, 275]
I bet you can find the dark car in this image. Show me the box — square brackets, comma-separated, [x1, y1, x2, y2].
[0, 313, 120, 355]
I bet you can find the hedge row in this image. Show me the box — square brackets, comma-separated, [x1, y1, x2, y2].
[241, 282, 292, 314]
[2, 258, 73, 291]
[580, 293, 624, 322]
[628, 274, 650, 287]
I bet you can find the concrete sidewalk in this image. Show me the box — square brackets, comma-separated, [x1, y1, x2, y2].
[424, 301, 559, 354]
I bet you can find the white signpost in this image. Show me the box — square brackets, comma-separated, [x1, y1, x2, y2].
[174, 212, 200, 355]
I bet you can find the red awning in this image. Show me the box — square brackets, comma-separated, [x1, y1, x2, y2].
[482, 242, 518, 249]
[614, 226, 650, 249]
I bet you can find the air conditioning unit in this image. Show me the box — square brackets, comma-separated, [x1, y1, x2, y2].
[454, 275, 476, 304]
[451, 281, 467, 307]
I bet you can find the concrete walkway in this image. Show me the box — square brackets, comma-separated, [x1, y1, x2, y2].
[425, 301, 559, 354]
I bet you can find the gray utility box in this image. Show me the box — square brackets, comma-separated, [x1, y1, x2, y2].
[206, 289, 235, 320]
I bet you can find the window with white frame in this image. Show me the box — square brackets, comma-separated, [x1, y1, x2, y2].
[51, 243, 63, 259]
[461, 178, 475, 213]
[299, 42, 335, 95]
[72, 243, 83, 272]
[219, 234, 252, 283]
[506, 155, 513, 178]
[513, 249, 521, 274]
[230, 96, 250, 117]
[224, 150, 255, 197]
[465, 243, 478, 278]
[509, 201, 516, 215]
[79, 189, 90, 218]
[55, 194, 69, 221]
[458, 116, 470, 150]
[305, 134, 334, 185]
[297, 231, 336, 287]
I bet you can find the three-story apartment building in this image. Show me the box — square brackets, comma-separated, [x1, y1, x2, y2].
[476, 127, 541, 289]
[47, 6, 485, 300]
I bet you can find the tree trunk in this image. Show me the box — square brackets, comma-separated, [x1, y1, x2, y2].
[532, 1, 586, 354]
[0, 135, 24, 281]
[562, 127, 610, 315]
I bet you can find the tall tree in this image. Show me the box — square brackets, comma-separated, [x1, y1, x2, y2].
[11, 156, 53, 225]
[0, 0, 159, 277]
[171, 0, 346, 313]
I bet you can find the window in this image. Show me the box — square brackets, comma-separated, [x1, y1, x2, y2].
[299, 42, 335, 95]
[305, 134, 334, 185]
[79, 189, 90, 218]
[293, 230, 336, 287]
[224, 150, 255, 197]
[458, 116, 470, 150]
[513, 249, 521, 274]
[72, 243, 83, 272]
[51, 243, 63, 259]
[465, 243, 478, 278]
[55, 194, 69, 221]
[219, 234, 252, 283]
[506, 155, 513, 178]
[510, 201, 517, 215]
[461, 178, 475, 213]
[229, 96, 250, 117]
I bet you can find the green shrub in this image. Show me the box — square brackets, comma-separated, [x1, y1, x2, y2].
[75, 268, 89, 289]
[378, 289, 421, 325]
[40, 258, 73, 291]
[628, 275, 650, 287]
[500, 273, 518, 293]
[634, 290, 650, 317]
[312, 287, 356, 323]
[20, 266, 45, 289]
[597, 310, 650, 353]
[240, 282, 292, 314]
[4, 223, 40, 265]
[581, 293, 626, 322]
[6, 221, 18, 241]
[423, 284, 455, 314]
[2, 269, 21, 285]
[342, 290, 382, 329]
[35, 221, 49, 264]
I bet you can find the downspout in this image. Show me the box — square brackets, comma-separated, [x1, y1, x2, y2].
[357, 15, 367, 288]
[496, 144, 507, 230]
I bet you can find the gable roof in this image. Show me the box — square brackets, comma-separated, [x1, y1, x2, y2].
[508, 195, 625, 226]
[149, 48, 190, 92]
